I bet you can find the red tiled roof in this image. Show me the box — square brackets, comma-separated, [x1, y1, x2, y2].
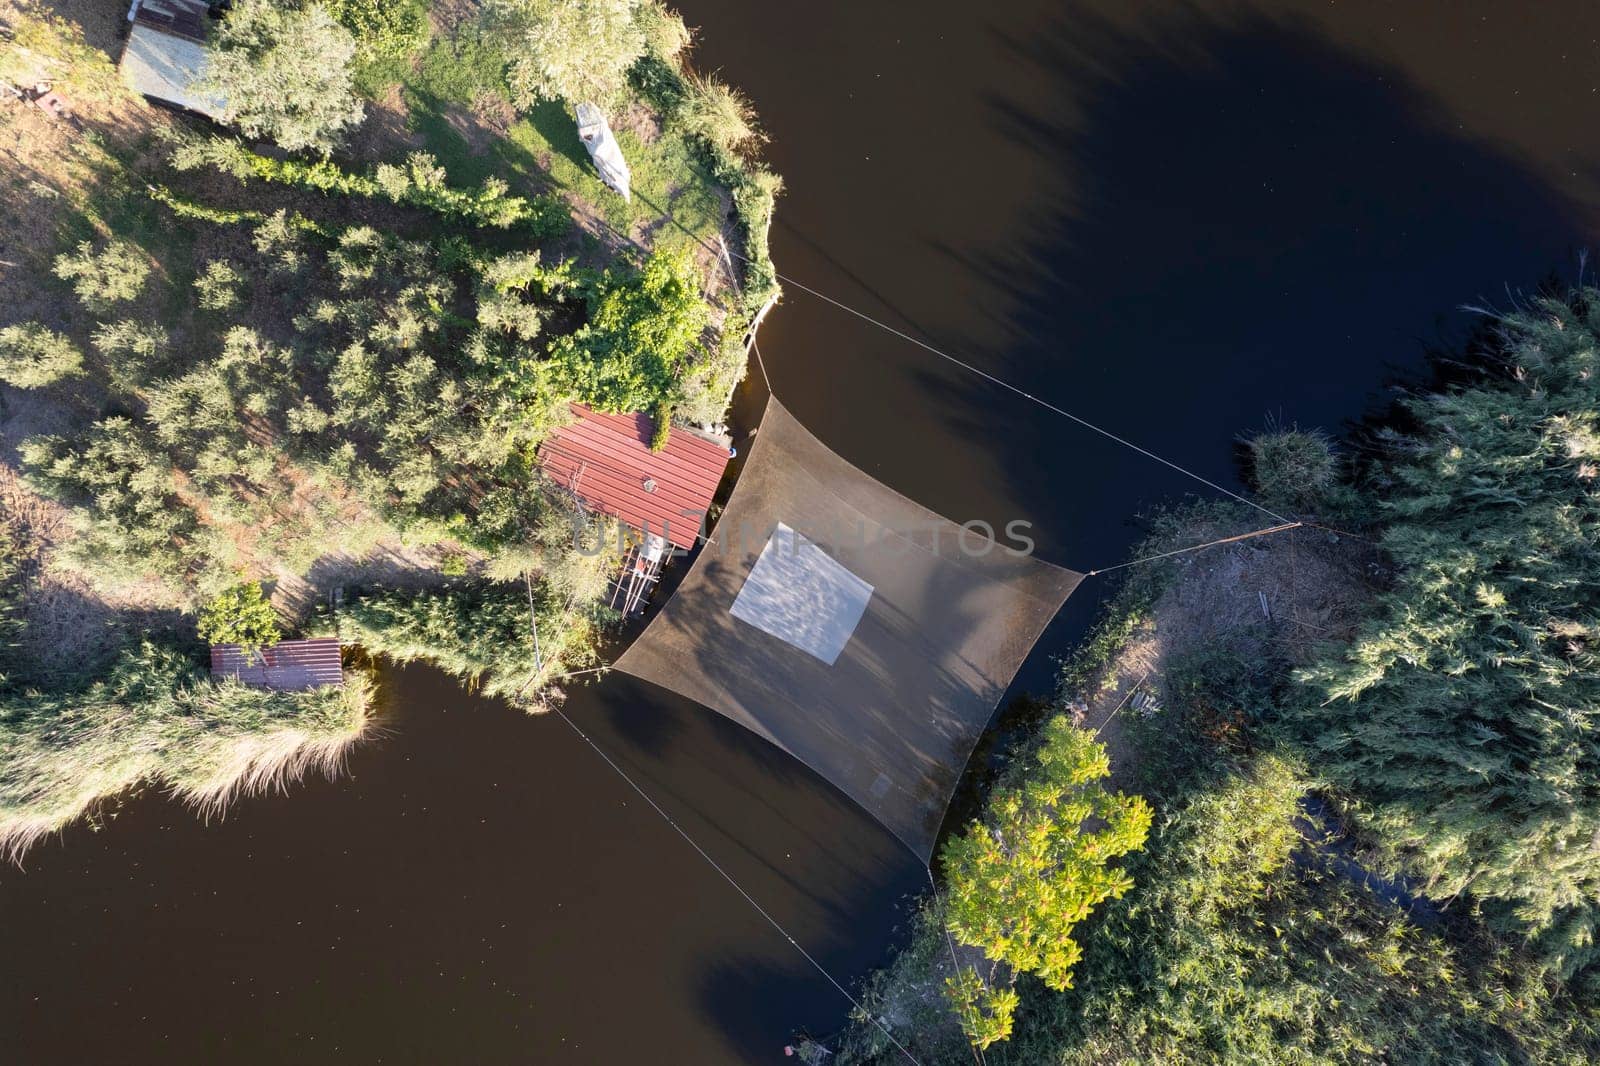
[210, 637, 343, 691]
[539, 405, 730, 550]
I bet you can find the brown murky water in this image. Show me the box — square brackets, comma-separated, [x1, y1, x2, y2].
[4, 2, 1598, 1061]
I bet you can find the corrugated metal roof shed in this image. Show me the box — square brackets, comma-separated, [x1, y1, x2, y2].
[210, 638, 343, 691]
[118, 1, 225, 119]
[539, 405, 730, 550]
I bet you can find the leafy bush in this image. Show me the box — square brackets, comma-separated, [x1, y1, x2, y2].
[171, 136, 568, 235]
[550, 249, 708, 412]
[20, 417, 197, 581]
[939, 720, 1152, 1048]
[195, 260, 243, 311]
[341, 579, 604, 701]
[649, 398, 672, 451]
[636, 0, 692, 62]
[680, 73, 763, 157]
[323, 0, 429, 63]
[0, 324, 84, 388]
[1245, 424, 1338, 512]
[197, 581, 282, 658]
[196, 0, 365, 155]
[52, 238, 150, 312]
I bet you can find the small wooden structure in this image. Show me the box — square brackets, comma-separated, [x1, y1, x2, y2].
[210, 637, 343, 691]
[118, 0, 225, 119]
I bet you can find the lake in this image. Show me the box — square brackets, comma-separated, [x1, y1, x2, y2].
[3, 1, 1597, 1061]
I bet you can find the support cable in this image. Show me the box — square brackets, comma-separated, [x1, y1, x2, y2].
[1083, 522, 1302, 577]
[551, 706, 924, 1066]
[636, 190, 1289, 526]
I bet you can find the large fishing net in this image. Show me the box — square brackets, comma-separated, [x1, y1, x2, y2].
[616, 398, 1081, 859]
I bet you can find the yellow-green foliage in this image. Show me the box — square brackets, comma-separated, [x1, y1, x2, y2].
[197, 581, 282, 657]
[940, 720, 1152, 1047]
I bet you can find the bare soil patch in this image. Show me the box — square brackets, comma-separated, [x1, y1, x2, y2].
[1073, 520, 1381, 787]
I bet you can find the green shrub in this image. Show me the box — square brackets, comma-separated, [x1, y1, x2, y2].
[636, 0, 692, 62]
[197, 581, 282, 658]
[680, 73, 763, 157]
[195, 260, 243, 312]
[550, 249, 707, 412]
[341, 579, 604, 701]
[323, 0, 429, 63]
[649, 398, 672, 451]
[171, 135, 568, 235]
[1245, 424, 1338, 512]
[52, 238, 150, 312]
[90, 319, 170, 388]
[19, 417, 198, 580]
[0, 324, 84, 388]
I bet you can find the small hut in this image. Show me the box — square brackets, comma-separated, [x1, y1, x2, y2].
[538, 404, 731, 551]
[210, 637, 344, 691]
[574, 102, 631, 201]
[117, 0, 225, 119]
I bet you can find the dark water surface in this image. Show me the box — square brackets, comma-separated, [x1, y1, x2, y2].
[5, 2, 1600, 1061]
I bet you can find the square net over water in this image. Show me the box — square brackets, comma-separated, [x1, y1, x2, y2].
[616, 398, 1082, 859]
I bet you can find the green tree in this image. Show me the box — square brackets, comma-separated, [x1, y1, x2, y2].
[1054, 754, 1600, 1065]
[20, 416, 198, 580]
[52, 238, 150, 312]
[91, 319, 170, 388]
[1294, 288, 1600, 990]
[0, 324, 84, 388]
[197, 581, 282, 657]
[940, 719, 1152, 1048]
[198, 0, 364, 154]
[194, 259, 242, 311]
[485, 0, 646, 107]
[550, 250, 707, 413]
[321, 0, 428, 63]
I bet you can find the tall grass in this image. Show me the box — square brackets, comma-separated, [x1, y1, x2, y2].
[0, 641, 371, 860]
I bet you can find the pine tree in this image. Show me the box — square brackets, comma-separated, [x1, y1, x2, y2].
[1295, 288, 1600, 990]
